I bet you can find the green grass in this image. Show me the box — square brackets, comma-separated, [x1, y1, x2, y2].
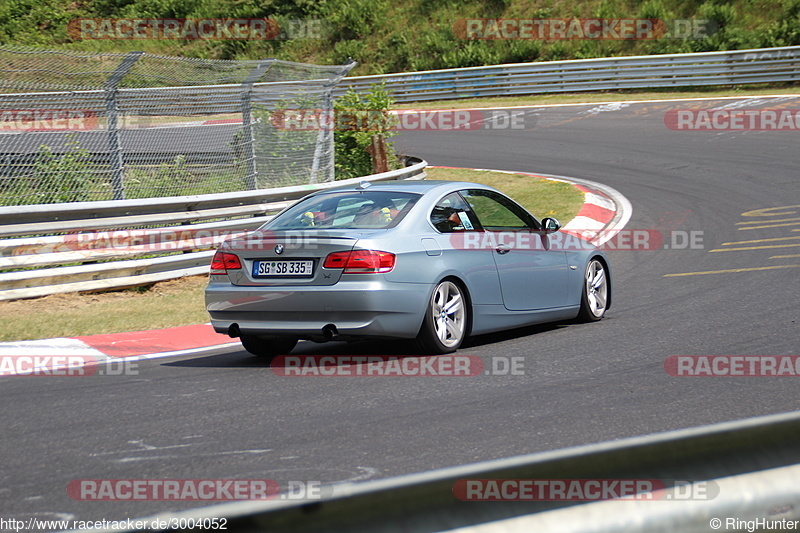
[0, 167, 584, 341]
[426, 167, 584, 224]
[394, 85, 800, 110]
[0, 276, 210, 342]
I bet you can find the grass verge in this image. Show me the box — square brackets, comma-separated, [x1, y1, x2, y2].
[0, 276, 210, 342]
[0, 168, 584, 342]
[426, 167, 584, 223]
[393, 86, 800, 110]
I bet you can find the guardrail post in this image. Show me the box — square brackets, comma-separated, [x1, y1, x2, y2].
[105, 51, 144, 201]
[241, 61, 273, 190]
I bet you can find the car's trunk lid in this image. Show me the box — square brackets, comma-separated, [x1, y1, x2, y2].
[220, 229, 375, 286]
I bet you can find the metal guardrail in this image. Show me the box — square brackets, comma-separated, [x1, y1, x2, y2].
[0, 159, 427, 301]
[336, 46, 800, 102]
[78, 410, 800, 532]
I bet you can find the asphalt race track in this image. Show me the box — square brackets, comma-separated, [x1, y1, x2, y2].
[1, 96, 799, 526]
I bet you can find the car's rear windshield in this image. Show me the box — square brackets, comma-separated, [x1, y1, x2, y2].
[265, 190, 421, 230]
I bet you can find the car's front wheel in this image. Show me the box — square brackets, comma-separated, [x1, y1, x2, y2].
[240, 335, 298, 360]
[414, 280, 468, 354]
[577, 258, 608, 321]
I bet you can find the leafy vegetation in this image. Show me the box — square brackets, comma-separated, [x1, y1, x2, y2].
[0, 143, 249, 205]
[1, 0, 798, 75]
[333, 82, 400, 180]
[1, 136, 100, 205]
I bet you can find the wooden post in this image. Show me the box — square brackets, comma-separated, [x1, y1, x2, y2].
[366, 134, 389, 174]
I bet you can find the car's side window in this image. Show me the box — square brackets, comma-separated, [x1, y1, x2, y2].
[430, 193, 480, 233]
[460, 189, 537, 230]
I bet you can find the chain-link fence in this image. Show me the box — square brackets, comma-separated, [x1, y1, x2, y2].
[0, 46, 355, 206]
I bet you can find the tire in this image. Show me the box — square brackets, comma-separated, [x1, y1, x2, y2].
[240, 335, 298, 359]
[414, 280, 468, 354]
[577, 258, 609, 322]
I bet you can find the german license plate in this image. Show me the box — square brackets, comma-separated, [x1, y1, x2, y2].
[253, 260, 313, 277]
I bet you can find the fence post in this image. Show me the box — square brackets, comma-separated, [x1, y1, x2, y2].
[309, 89, 332, 184]
[104, 51, 144, 201]
[310, 59, 357, 182]
[241, 61, 273, 190]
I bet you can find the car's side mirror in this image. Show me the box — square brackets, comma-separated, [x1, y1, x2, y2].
[541, 217, 561, 234]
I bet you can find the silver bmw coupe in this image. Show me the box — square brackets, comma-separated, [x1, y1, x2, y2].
[205, 180, 611, 356]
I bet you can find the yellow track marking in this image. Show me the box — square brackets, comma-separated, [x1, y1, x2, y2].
[719, 236, 800, 245]
[738, 222, 800, 230]
[664, 265, 800, 277]
[737, 217, 800, 225]
[710, 243, 800, 252]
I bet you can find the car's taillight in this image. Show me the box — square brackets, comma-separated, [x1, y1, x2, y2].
[323, 250, 395, 273]
[322, 251, 351, 269]
[210, 250, 242, 275]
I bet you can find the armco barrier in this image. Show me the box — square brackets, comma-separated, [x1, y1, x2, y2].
[0, 159, 426, 300]
[73, 410, 800, 532]
[336, 46, 800, 102]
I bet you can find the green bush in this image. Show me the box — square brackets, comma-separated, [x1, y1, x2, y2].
[333, 82, 400, 181]
[323, 0, 388, 41]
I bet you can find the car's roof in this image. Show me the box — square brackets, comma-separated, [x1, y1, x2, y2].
[318, 179, 495, 196]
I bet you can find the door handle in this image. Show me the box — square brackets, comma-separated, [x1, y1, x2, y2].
[495, 244, 511, 254]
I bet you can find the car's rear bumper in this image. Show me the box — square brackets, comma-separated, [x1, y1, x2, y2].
[205, 279, 431, 339]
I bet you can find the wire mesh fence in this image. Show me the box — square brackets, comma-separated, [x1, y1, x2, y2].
[0, 46, 355, 206]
